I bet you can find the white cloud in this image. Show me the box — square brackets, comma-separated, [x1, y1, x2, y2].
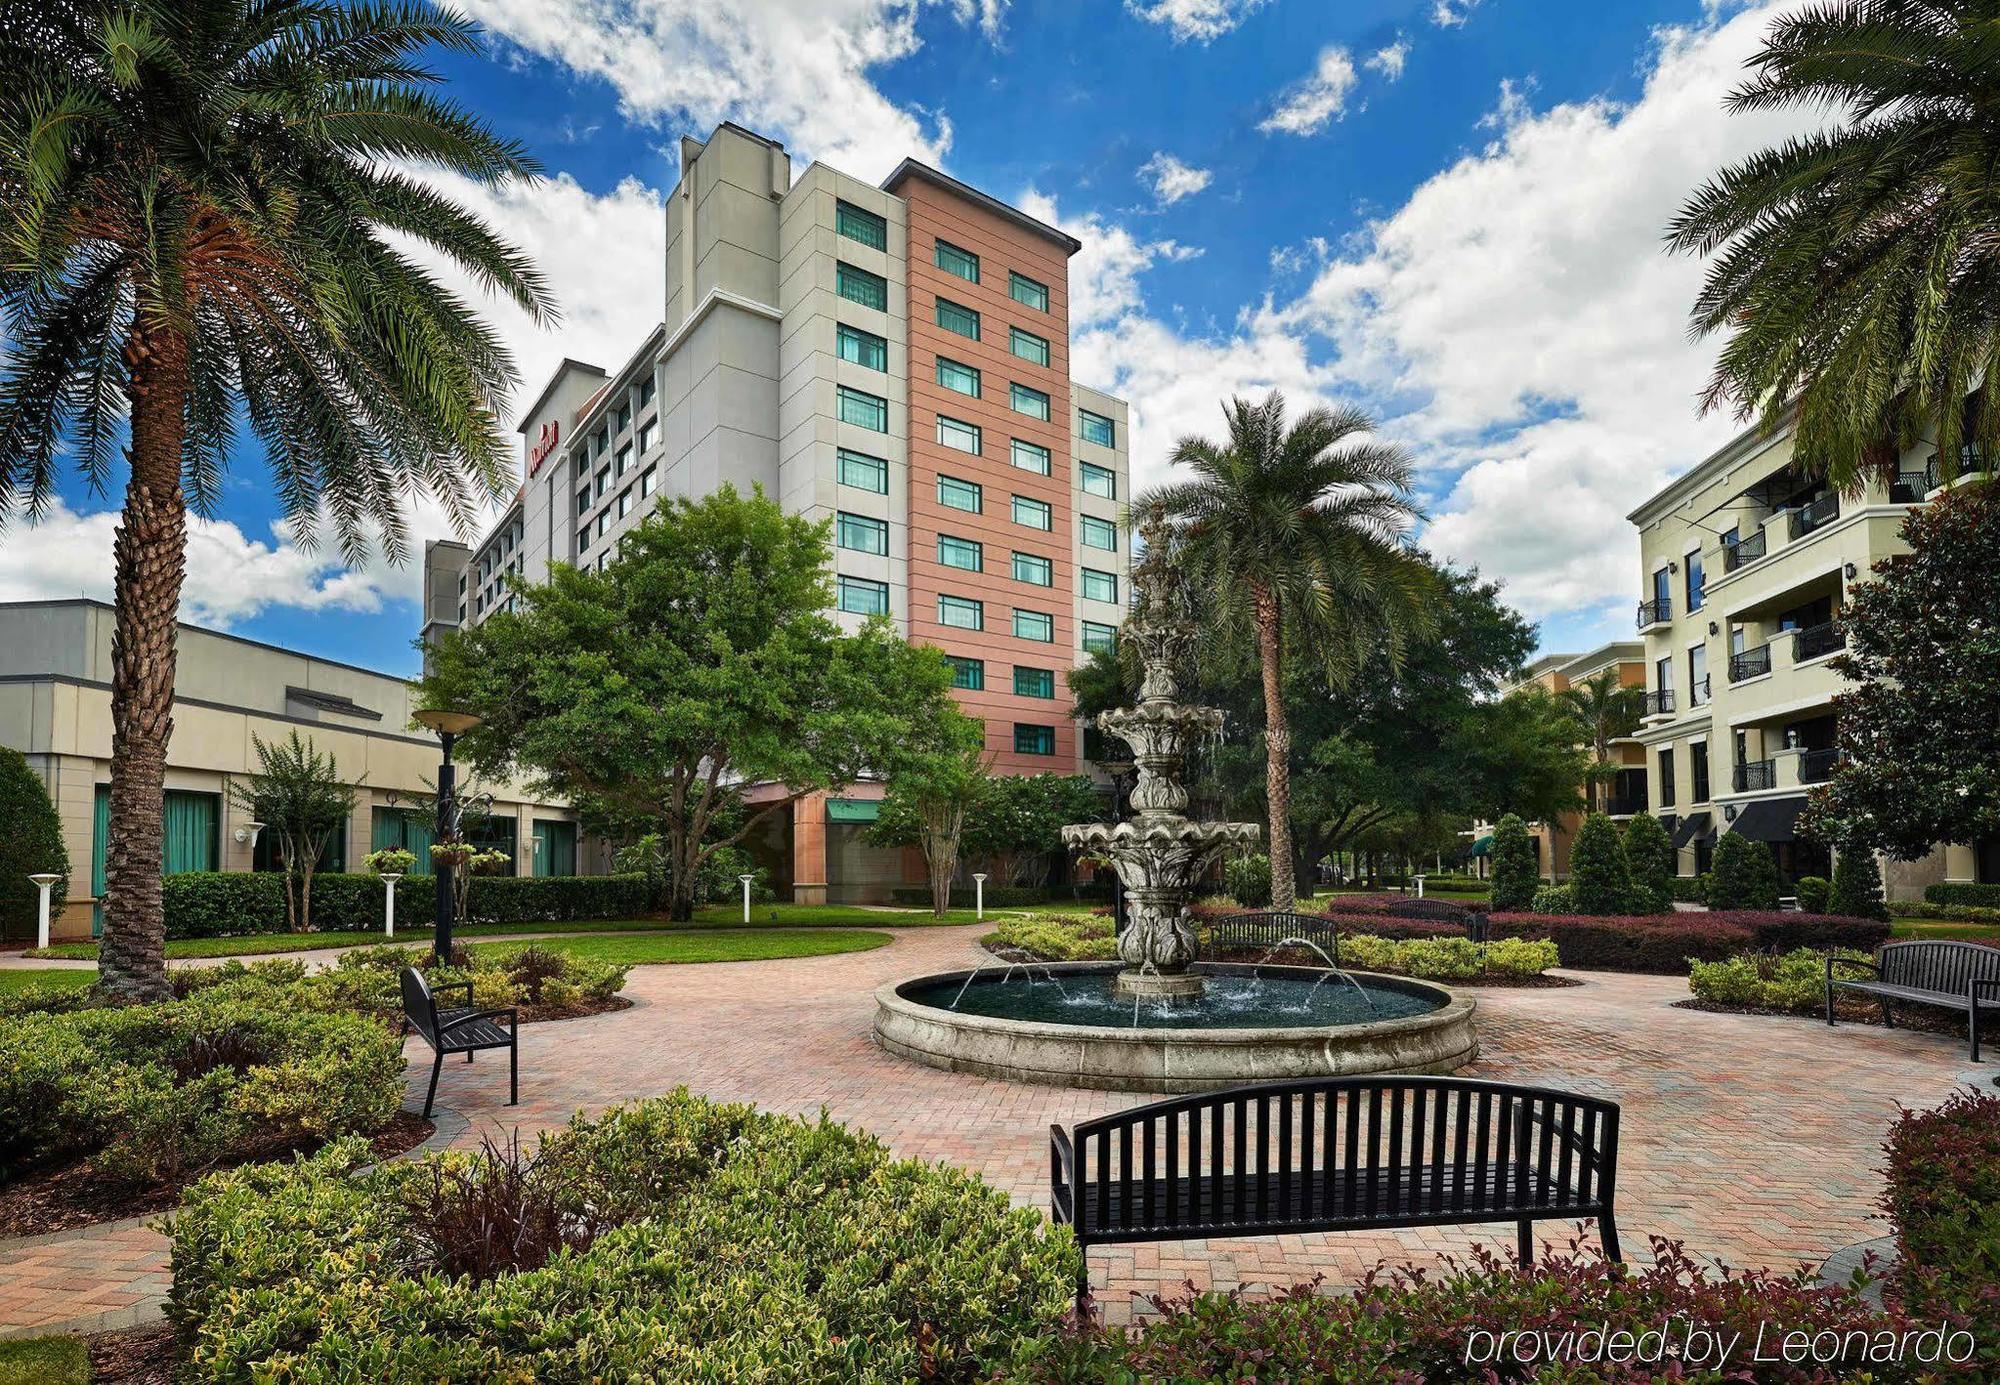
[1258, 47, 1359, 136]
[456, 0, 998, 180]
[1477, 76, 1536, 131]
[1124, 0, 1269, 43]
[1137, 151, 1213, 205]
[1431, 0, 1485, 27]
[1366, 39, 1410, 81]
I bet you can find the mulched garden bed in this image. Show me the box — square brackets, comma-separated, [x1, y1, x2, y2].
[518, 994, 631, 1024]
[87, 1321, 174, 1385]
[0, 1109, 434, 1241]
[1675, 995, 2000, 1041]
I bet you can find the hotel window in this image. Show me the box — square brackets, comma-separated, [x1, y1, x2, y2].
[1011, 439, 1051, 475]
[596, 511, 609, 539]
[837, 385, 889, 432]
[837, 448, 888, 494]
[1685, 549, 1706, 614]
[593, 426, 608, 456]
[1080, 460, 1116, 499]
[1010, 382, 1051, 421]
[1688, 644, 1709, 705]
[1082, 620, 1117, 654]
[1014, 724, 1056, 756]
[1009, 271, 1048, 312]
[944, 655, 984, 691]
[836, 199, 887, 251]
[615, 443, 632, 476]
[617, 488, 633, 519]
[1655, 656, 1673, 700]
[836, 261, 888, 311]
[936, 357, 981, 397]
[638, 376, 655, 408]
[934, 237, 979, 282]
[1080, 409, 1115, 448]
[639, 466, 656, 498]
[1658, 747, 1677, 809]
[836, 511, 888, 556]
[1010, 327, 1050, 367]
[1012, 495, 1052, 530]
[616, 404, 631, 433]
[837, 324, 888, 371]
[938, 594, 984, 630]
[937, 414, 982, 454]
[594, 465, 610, 499]
[1081, 568, 1118, 603]
[637, 418, 656, 453]
[935, 297, 980, 340]
[937, 474, 982, 512]
[937, 534, 983, 571]
[1080, 515, 1118, 551]
[1014, 666, 1056, 699]
[1012, 551, 1052, 586]
[576, 486, 590, 517]
[1014, 608, 1054, 642]
[1690, 742, 1711, 802]
[837, 575, 889, 617]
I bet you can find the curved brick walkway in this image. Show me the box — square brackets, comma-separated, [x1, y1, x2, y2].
[1, 925, 1985, 1335]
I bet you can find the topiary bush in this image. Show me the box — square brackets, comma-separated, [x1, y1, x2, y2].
[1708, 831, 1780, 910]
[1830, 849, 1890, 922]
[1567, 812, 1633, 915]
[1621, 813, 1674, 913]
[1224, 854, 1272, 908]
[1795, 875, 1831, 914]
[167, 1092, 1077, 1382]
[0, 746, 70, 941]
[1529, 884, 1576, 915]
[1488, 814, 1538, 912]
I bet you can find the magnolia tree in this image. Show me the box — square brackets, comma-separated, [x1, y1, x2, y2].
[227, 731, 356, 933]
[864, 705, 988, 917]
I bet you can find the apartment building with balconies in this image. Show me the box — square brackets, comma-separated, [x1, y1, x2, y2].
[420, 123, 1132, 902]
[1627, 421, 1984, 898]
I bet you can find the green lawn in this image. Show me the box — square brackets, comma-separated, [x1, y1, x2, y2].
[1893, 919, 2000, 943]
[26, 916, 686, 962]
[0, 967, 96, 996]
[687, 903, 993, 928]
[468, 928, 892, 966]
[0, 1336, 87, 1385]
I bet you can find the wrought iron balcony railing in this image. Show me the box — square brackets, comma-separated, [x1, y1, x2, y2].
[1792, 620, 1843, 663]
[1636, 597, 1672, 628]
[1787, 493, 1840, 541]
[1733, 758, 1777, 793]
[1642, 689, 1676, 717]
[1730, 643, 1772, 682]
[1798, 747, 1842, 784]
[1721, 526, 1767, 574]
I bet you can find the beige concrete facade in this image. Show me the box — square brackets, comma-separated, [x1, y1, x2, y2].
[1628, 424, 1986, 897]
[0, 601, 594, 941]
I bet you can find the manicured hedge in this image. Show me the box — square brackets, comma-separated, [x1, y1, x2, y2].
[1485, 911, 1892, 974]
[889, 884, 1108, 909]
[1315, 893, 1472, 921]
[1886, 1089, 2000, 1352]
[1929, 883, 2000, 910]
[161, 871, 650, 938]
[168, 1093, 1076, 1382]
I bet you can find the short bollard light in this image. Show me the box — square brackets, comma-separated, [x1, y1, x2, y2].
[739, 873, 755, 924]
[28, 873, 62, 950]
[379, 872, 405, 939]
[973, 872, 988, 921]
[1415, 875, 1426, 899]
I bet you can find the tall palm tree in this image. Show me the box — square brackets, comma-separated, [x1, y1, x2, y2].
[1140, 394, 1432, 910]
[0, 2, 555, 1000]
[1556, 667, 1644, 813]
[1669, 0, 2000, 491]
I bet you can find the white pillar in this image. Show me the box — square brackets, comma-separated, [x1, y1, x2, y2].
[739, 874, 755, 924]
[379, 873, 404, 939]
[28, 874, 61, 951]
[973, 872, 988, 921]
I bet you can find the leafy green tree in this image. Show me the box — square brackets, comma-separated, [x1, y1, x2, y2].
[1568, 813, 1633, 915]
[1622, 812, 1676, 913]
[1829, 849, 1889, 922]
[1557, 669, 1645, 812]
[966, 774, 1106, 888]
[0, 3, 553, 999]
[1490, 814, 1539, 912]
[419, 486, 959, 921]
[0, 747, 69, 940]
[1670, 2, 2000, 491]
[227, 731, 357, 933]
[864, 705, 989, 917]
[1141, 393, 1431, 909]
[1802, 485, 2000, 860]
[1710, 832, 1781, 910]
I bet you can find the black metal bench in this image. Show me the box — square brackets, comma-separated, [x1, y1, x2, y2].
[1051, 1076, 1621, 1314]
[1203, 912, 1341, 965]
[399, 966, 518, 1118]
[1826, 940, 2000, 1060]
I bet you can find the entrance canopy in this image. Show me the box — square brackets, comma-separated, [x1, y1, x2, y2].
[1671, 811, 1713, 850]
[1729, 797, 1806, 843]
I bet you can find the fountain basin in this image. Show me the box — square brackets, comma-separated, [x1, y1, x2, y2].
[873, 962, 1477, 1093]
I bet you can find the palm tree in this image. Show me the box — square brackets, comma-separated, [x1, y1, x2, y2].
[0, 2, 555, 999]
[1669, 0, 2000, 491]
[1140, 393, 1432, 910]
[1556, 668, 1644, 813]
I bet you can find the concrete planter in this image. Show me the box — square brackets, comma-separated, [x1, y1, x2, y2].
[873, 962, 1478, 1093]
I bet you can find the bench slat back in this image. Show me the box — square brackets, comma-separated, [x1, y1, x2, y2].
[400, 967, 439, 1041]
[1879, 940, 2000, 993]
[1070, 1078, 1616, 1240]
[1204, 913, 1339, 964]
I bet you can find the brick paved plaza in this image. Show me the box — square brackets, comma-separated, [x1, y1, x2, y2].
[0, 924, 1985, 1335]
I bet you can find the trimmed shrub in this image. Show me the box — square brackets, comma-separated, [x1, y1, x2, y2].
[160, 872, 651, 938]
[1224, 854, 1272, 908]
[1310, 893, 1470, 922]
[168, 1093, 1076, 1382]
[1529, 884, 1576, 915]
[1892, 900, 2000, 925]
[887, 884, 1091, 909]
[1488, 814, 1538, 912]
[1668, 875, 1709, 904]
[1567, 812, 1632, 914]
[1303, 933, 1559, 981]
[984, 914, 1118, 962]
[1621, 813, 1674, 912]
[1795, 875, 1831, 914]
[1688, 946, 1872, 1012]
[0, 747, 69, 942]
[1485, 911, 1890, 974]
[1885, 1089, 2000, 1345]
[1709, 832, 1780, 910]
[1830, 850, 1890, 922]
[1930, 882, 2000, 911]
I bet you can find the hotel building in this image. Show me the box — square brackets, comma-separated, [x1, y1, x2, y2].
[421, 123, 1132, 902]
[1627, 423, 1993, 898]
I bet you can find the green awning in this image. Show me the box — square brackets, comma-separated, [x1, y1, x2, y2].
[826, 798, 880, 824]
[1467, 834, 1494, 858]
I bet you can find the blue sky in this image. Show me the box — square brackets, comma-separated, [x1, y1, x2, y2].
[5, 0, 1815, 677]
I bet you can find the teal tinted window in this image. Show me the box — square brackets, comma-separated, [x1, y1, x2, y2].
[1080, 409, 1115, 447]
[937, 474, 982, 512]
[944, 656, 984, 691]
[1080, 461, 1116, 498]
[1014, 723, 1055, 755]
[937, 534, 983, 571]
[1082, 620, 1117, 654]
[1081, 568, 1119, 603]
[935, 238, 979, 282]
[837, 576, 889, 616]
[935, 297, 980, 339]
[837, 448, 888, 493]
[836, 200, 887, 251]
[1081, 515, 1118, 551]
[1011, 439, 1051, 475]
[836, 511, 888, 555]
[837, 324, 887, 370]
[1010, 271, 1049, 311]
[1013, 609, 1054, 642]
[1014, 667, 1055, 698]
[837, 386, 888, 432]
[1012, 552, 1052, 586]
[1010, 328, 1050, 367]
[1012, 495, 1052, 530]
[836, 262, 888, 311]
[937, 415, 981, 454]
[938, 594, 983, 630]
[1010, 383, 1051, 421]
[936, 357, 980, 397]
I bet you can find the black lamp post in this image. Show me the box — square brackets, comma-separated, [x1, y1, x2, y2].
[413, 709, 482, 963]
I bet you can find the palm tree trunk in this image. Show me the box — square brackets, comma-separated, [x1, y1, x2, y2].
[1252, 582, 1296, 910]
[99, 323, 190, 1003]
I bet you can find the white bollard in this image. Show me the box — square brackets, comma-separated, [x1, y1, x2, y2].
[28, 874, 61, 950]
[1415, 876, 1425, 899]
[740, 873, 755, 924]
[973, 872, 988, 921]
[379, 873, 404, 939]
